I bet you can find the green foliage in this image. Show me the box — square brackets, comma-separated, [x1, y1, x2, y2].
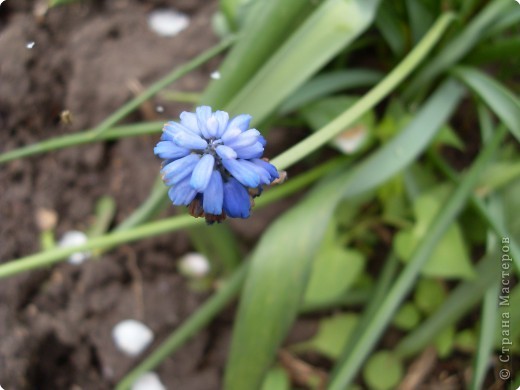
[362, 351, 404, 390]
[1, 0, 519, 389]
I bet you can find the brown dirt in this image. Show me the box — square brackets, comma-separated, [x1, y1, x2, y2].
[1, 1, 223, 389]
[0, 1, 313, 388]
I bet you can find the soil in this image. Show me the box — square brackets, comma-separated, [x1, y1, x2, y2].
[0, 1, 310, 389]
[0, 1, 510, 390]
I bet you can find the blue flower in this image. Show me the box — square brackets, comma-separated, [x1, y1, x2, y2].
[154, 106, 279, 223]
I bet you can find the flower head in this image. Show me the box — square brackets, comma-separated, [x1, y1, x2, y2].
[154, 106, 279, 223]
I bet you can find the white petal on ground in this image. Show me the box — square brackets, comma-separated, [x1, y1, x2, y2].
[131, 372, 166, 390]
[210, 71, 221, 80]
[148, 9, 190, 37]
[26, 41, 35, 49]
[58, 230, 90, 265]
[178, 252, 210, 278]
[112, 320, 154, 357]
[0, 0, 6, 6]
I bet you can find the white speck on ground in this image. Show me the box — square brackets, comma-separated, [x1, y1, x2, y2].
[131, 372, 166, 390]
[26, 41, 35, 49]
[178, 252, 211, 278]
[148, 9, 190, 37]
[112, 319, 154, 357]
[58, 230, 90, 265]
[210, 71, 221, 80]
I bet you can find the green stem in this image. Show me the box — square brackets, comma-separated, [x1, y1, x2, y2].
[271, 12, 455, 171]
[0, 156, 343, 279]
[0, 36, 235, 165]
[0, 122, 163, 164]
[91, 36, 236, 138]
[115, 262, 249, 390]
[0, 215, 201, 279]
[328, 126, 507, 389]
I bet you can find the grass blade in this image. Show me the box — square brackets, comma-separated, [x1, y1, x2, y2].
[451, 66, 520, 142]
[329, 127, 507, 389]
[224, 78, 464, 390]
[224, 0, 382, 122]
[279, 69, 383, 114]
[404, 0, 513, 99]
[202, 0, 316, 107]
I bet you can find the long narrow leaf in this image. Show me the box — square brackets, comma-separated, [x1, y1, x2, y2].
[224, 0, 382, 122]
[202, 0, 316, 107]
[224, 78, 464, 390]
[329, 127, 507, 389]
[451, 66, 520, 142]
[404, 0, 513, 99]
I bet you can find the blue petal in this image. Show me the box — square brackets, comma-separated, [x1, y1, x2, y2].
[172, 131, 208, 150]
[206, 115, 219, 138]
[227, 114, 252, 132]
[214, 111, 229, 138]
[161, 154, 200, 185]
[203, 170, 224, 215]
[221, 158, 260, 188]
[258, 135, 267, 146]
[221, 126, 242, 145]
[163, 121, 192, 137]
[251, 158, 279, 180]
[223, 178, 251, 218]
[240, 160, 272, 185]
[216, 145, 237, 159]
[224, 129, 261, 149]
[196, 106, 212, 139]
[167, 177, 198, 206]
[234, 142, 264, 159]
[180, 112, 201, 135]
[190, 154, 215, 191]
[154, 141, 190, 160]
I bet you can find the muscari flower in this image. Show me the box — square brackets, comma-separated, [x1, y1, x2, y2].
[154, 106, 279, 224]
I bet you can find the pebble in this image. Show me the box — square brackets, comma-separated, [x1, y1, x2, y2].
[112, 319, 154, 357]
[148, 9, 190, 37]
[178, 252, 210, 278]
[58, 230, 90, 265]
[131, 372, 166, 390]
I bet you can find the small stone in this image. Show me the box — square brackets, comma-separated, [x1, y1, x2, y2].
[58, 231, 90, 265]
[148, 9, 190, 37]
[131, 372, 165, 390]
[112, 319, 154, 357]
[178, 252, 210, 278]
[26, 41, 35, 49]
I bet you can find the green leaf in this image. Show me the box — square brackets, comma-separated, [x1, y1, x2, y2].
[304, 244, 365, 308]
[362, 351, 404, 390]
[300, 96, 375, 155]
[260, 367, 290, 390]
[434, 325, 455, 358]
[225, 0, 382, 122]
[414, 279, 447, 315]
[280, 70, 383, 114]
[225, 79, 464, 390]
[405, 0, 435, 44]
[395, 187, 476, 280]
[292, 314, 359, 360]
[203, 0, 316, 108]
[451, 66, 520, 143]
[375, 2, 407, 57]
[392, 302, 422, 331]
[329, 127, 507, 389]
[455, 329, 477, 353]
[404, 0, 514, 98]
